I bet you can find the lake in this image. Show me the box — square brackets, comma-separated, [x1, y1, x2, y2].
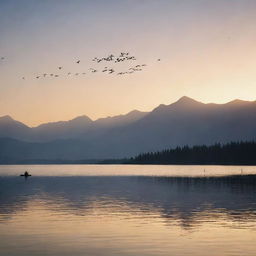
[0, 165, 256, 256]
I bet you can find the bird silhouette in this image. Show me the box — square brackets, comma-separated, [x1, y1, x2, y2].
[126, 56, 136, 61]
[120, 52, 130, 57]
[115, 57, 125, 63]
[107, 54, 115, 61]
[157, 59, 161, 61]
[129, 66, 143, 72]
[0, 57, 4, 60]
[89, 68, 97, 73]
[14, 51, 151, 81]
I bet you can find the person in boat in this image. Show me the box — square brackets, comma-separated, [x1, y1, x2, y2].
[24, 171, 30, 177]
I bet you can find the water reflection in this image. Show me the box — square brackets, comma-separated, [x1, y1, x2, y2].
[1, 175, 256, 226]
[0, 174, 256, 255]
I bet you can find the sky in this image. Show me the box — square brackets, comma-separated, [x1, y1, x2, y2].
[0, 0, 256, 126]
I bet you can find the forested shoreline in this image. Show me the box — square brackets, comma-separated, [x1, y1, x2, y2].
[127, 142, 256, 165]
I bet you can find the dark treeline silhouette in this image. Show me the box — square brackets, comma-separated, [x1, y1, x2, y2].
[128, 141, 256, 165]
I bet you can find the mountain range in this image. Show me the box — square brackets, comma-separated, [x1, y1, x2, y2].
[0, 96, 256, 162]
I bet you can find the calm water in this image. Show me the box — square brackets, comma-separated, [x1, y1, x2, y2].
[0, 165, 256, 256]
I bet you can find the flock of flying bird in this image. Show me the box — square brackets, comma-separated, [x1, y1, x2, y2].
[0, 52, 161, 80]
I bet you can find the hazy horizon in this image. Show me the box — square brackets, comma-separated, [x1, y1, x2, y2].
[1, 2, 256, 255]
[1, 95, 256, 127]
[1, 0, 256, 126]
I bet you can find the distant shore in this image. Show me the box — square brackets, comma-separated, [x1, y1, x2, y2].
[0, 160, 256, 166]
[1, 141, 255, 166]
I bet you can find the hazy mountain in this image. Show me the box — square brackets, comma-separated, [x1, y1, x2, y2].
[0, 115, 31, 140]
[32, 115, 93, 142]
[94, 110, 148, 128]
[0, 96, 256, 161]
[84, 110, 149, 139]
[0, 110, 147, 142]
[93, 96, 256, 157]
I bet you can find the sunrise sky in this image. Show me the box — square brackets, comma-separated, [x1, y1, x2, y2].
[1, 0, 256, 126]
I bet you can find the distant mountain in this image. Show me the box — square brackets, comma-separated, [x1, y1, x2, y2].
[0, 110, 147, 142]
[32, 115, 93, 142]
[0, 115, 30, 140]
[84, 96, 256, 157]
[94, 110, 148, 128]
[0, 96, 256, 162]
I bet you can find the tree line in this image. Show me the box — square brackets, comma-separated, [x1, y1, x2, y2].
[128, 141, 256, 165]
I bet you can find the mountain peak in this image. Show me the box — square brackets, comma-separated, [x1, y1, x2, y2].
[226, 99, 252, 105]
[175, 96, 202, 105]
[126, 110, 147, 116]
[0, 115, 29, 130]
[152, 96, 203, 114]
[70, 115, 92, 123]
[0, 115, 15, 122]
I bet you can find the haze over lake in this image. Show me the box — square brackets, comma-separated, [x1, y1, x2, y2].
[1, 1, 256, 255]
[0, 165, 256, 256]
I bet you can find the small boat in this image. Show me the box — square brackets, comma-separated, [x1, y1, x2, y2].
[20, 171, 31, 177]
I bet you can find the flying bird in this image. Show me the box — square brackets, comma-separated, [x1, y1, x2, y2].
[92, 57, 103, 63]
[58, 67, 62, 70]
[120, 52, 129, 57]
[115, 57, 125, 63]
[126, 56, 136, 61]
[76, 60, 80, 64]
[107, 54, 115, 61]
[108, 69, 115, 74]
[89, 68, 97, 73]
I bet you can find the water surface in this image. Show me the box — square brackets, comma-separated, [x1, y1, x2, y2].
[0, 165, 255, 256]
